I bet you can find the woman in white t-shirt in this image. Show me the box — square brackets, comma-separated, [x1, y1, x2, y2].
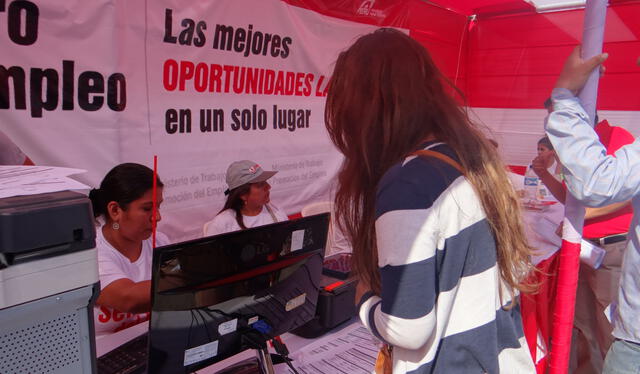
[530, 136, 563, 202]
[88, 163, 168, 336]
[534, 136, 562, 177]
[203, 160, 287, 236]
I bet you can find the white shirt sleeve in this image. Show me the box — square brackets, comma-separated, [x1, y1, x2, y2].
[546, 88, 640, 206]
[204, 210, 240, 237]
[97, 246, 129, 289]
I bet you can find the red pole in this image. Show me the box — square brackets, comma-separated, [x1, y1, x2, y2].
[152, 155, 158, 249]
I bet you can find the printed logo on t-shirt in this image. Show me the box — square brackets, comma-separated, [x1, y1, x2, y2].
[95, 305, 150, 333]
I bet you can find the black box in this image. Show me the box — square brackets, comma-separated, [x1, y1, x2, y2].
[291, 274, 357, 338]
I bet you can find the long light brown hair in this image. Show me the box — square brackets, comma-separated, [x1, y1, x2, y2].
[325, 28, 534, 299]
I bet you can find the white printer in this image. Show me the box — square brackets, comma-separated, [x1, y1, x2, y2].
[0, 191, 99, 374]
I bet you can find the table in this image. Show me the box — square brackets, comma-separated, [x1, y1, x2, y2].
[522, 202, 564, 265]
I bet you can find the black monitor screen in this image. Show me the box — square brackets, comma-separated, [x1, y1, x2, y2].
[148, 213, 329, 374]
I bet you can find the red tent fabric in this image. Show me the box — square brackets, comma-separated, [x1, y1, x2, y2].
[286, 0, 640, 111]
[468, 2, 640, 110]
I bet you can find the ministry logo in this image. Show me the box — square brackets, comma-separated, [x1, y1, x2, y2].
[356, 0, 386, 18]
[356, 0, 375, 15]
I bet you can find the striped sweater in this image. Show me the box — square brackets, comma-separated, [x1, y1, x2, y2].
[358, 143, 535, 374]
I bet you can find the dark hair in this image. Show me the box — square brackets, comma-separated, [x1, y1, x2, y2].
[218, 184, 252, 229]
[325, 28, 534, 298]
[537, 136, 554, 151]
[89, 163, 163, 218]
[543, 97, 553, 110]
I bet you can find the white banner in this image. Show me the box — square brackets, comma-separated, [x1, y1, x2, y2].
[0, 0, 380, 241]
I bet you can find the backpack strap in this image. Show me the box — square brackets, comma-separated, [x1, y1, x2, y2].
[411, 149, 464, 174]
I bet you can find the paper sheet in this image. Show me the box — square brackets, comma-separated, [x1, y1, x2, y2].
[0, 166, 89, 198]
[279, 323, 380, 374]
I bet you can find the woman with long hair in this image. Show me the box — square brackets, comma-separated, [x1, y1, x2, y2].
[89, 163, 167, 336]
[325, 28, 535, 373]
[203, 160, 287, 236]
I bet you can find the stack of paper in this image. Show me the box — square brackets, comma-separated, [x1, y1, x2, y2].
[0, 166, 90, 199]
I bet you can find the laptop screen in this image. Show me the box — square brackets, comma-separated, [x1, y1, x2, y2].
[148, 213, 329, 374]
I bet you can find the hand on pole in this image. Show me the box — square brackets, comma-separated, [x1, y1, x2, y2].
[555, 45, 608, 95]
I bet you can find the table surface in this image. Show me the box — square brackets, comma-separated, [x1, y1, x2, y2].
[522, 202, 564, 265]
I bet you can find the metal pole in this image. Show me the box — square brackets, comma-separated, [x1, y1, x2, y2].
[548, 1, 607, 372]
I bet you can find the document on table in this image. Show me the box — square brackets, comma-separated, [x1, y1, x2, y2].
[279, 323, 380, 374]
[0, 166, 89, 198]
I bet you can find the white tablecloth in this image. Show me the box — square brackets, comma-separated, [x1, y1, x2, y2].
[522, 202, 564, 265]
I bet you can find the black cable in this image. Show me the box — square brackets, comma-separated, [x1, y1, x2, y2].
[204, 307, 239, 319]
[299, 254, 322, 289]
[284, 358, 299, 374]
[187, 309, 196, 347]
[271, 338, 300, 374]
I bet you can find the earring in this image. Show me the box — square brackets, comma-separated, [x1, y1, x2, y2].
[112, 222, 120, 230]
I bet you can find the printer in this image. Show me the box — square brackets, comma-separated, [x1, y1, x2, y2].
[0, 191, 99, 374]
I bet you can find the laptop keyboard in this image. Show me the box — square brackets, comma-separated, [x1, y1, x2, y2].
[97, 333, 148, 374]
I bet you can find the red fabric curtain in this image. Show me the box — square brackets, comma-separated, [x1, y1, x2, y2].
[468, 2, 640, 110]
[284, 0, 640, 110]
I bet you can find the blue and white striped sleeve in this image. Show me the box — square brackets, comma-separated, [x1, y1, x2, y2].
[358, 158, 476, 350]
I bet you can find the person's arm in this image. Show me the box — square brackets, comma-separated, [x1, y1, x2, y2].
[96, 279, 151, 314]
[532, 157, 567, 202]
[546, 47, 640, 206]
[547, 88, 640, 206]
[95, 235, 165, 314]
[204, 212, 233, 237]
[357, 177, 442, 350]
[540, 171, 566, 202]
[585, 201, 631, 220]
[358, 207, 439, 350]
[536, 168, 628, 217]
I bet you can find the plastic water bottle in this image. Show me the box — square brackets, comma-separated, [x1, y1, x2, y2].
[537, 182, 550, 201]
[523, 165, 539, 201]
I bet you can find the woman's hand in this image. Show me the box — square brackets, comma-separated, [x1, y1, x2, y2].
[555, 45, 608, 95]
[531, 155, 550, 178]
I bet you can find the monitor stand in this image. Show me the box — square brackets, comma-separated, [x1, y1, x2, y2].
[215, 347, 275, 374]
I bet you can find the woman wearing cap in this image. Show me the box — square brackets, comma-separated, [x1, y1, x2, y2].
[203, 160, 288, 236]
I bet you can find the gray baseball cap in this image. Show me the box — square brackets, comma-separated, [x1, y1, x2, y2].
[224, 160, 277, 194]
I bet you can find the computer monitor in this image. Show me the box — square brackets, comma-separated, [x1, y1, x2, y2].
[148, 213, 329, 374]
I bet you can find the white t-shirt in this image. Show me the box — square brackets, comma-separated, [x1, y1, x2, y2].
[203, 204, 288, 237]
[507, 171, 525, 191]
[93, 226, 170, 336]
